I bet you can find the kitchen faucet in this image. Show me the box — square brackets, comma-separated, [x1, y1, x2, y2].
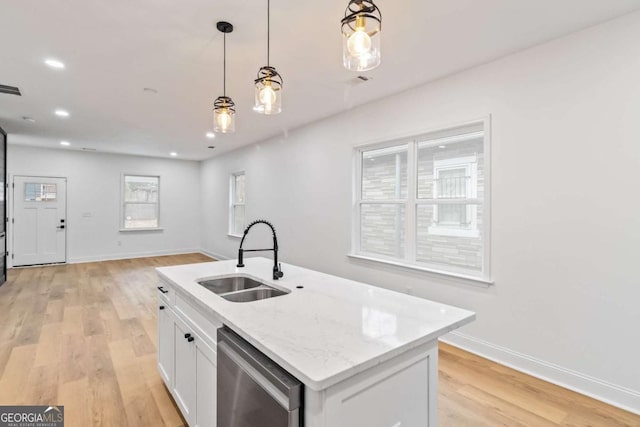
[236, 219, 284, 280]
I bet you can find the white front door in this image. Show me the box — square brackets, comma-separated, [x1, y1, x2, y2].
[13, 176, 67, 266]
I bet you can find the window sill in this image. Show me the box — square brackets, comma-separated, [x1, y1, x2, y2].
[347, 253, 493, 286]
[119, 228, 164, 232]
[227, 233, 243, 239]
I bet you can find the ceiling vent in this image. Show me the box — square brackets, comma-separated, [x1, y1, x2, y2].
[81, 147, 97, 151]
[0, 84, 21, 96]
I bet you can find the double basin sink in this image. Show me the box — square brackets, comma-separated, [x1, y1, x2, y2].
[197, 276, 289, 303]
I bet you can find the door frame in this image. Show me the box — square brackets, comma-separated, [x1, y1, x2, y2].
[0, 127, 6, 283]
[9, 174, 69, 268]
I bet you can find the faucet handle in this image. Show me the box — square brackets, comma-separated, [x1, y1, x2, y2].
[274, 263, 284, 279]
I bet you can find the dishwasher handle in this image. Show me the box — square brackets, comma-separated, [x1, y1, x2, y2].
[217, 327, 303, 411]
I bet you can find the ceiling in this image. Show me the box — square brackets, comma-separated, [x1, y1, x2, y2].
[1, 0, 639, 160]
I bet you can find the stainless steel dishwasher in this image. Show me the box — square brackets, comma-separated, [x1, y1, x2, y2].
[217, 327, 303, 427]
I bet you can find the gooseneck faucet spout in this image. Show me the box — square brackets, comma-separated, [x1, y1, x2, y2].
[237, 219, 284, 280]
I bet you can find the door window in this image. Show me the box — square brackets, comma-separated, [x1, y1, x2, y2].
[24, 183, 57, 202]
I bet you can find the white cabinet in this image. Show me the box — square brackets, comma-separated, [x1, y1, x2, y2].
[305, 341, 439, 427]
[173, 317, 197, 424]
[158, 280, 218, 427]
[172, 316, 218, 427]
[194, 340, 217, 427]
[157, 303, 174, 385]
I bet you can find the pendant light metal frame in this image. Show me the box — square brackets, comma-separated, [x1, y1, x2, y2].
[341, 0, 382, 72]
[254, 0, 283, 115]
[213, 21, 236, 133]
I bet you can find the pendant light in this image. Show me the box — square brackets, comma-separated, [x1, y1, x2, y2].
[213, 21, 236, 133]
[341, 0, 382, 72]
[254, 0, 283, 115]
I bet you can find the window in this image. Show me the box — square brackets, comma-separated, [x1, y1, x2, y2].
[353, 120, 490, 281]
[25, 183, 57, 201]
[229, 172, 246, 236]
[122, 175, 160, 230]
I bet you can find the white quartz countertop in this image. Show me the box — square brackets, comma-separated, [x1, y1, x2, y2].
[156, 257, 475, 391]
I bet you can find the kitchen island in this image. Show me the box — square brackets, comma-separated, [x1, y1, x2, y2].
[156, 257, 475, 427]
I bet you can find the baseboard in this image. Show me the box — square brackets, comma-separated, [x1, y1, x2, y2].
[441, 331, 640, 416]
[199, 249, 229, 261]
[67, 248, 202, 264]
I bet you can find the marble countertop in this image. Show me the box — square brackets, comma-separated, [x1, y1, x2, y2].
[156, 257, 475, 391]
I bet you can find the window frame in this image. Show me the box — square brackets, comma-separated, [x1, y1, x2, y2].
[351, 117, 492, 284]
[228, 171, 246, 238]
[120, 174, 162, 232]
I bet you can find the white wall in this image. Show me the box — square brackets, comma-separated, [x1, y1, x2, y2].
[8, 145, 201, 263]
[200, 11, 640, 413]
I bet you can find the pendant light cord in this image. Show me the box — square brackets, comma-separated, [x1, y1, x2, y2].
[267, 0, 270, 66]
[223, 32, 226, 97]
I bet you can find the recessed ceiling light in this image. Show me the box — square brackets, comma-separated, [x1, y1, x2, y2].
[170, 152, 178, 156]
[60, 141, 71, 146]
[22, 116, 36, 123]
[55, 109, 70, 117]
[206, 132, 215, 139]
[438, 145, 446, 149]
[45, 59, 65, 69]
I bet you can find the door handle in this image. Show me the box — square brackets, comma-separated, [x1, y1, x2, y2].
[157, 286, 169, 294]
[56, 225, 65, 229]
[184, 333, 191, 339]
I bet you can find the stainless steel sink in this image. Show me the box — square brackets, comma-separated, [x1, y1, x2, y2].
[221, 288, 288, 303]
[197, 276, 263, 294]
[196, 275, 289, 303]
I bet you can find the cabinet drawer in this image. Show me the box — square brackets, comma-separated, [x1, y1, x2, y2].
[175, 292, 222, 350]
[157, 281, 175, 306]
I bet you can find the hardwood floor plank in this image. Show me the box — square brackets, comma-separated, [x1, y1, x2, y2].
[0, 254, 637, 427]
[0, 344, 38, 404]
[85, 334, 129, 426]
[109, 339, 165, 427]
[34, 322, 63, 367]
[20, 363, 59, 405]
[137, 353, 187, 427]
[58, 376, 90, 427]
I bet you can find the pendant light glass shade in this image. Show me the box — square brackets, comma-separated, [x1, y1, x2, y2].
[254, 0, 283, 115]
[213, 96, 236, 133]
[213, 21, 236, 134]
[254, 66, 282, 114]
[341, 0, 381, 72]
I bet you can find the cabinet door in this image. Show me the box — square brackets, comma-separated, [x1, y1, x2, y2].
[157, 304, 174, 387]
[173, 319, 197, 425]
[195, 340, 217, 427]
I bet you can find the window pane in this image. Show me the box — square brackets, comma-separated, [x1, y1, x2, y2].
[362, 145, 408, 200]
[437, 168, 468, 199]
[360, 204, 405, 258]
[124, 203, 158, 229]
[417, 134, 483, 200]
[437, 203, 468, 225]
[416, 204, 483, 271]
[233, 205, 245, 235]
[25, 183, 57, 201]
[124, 176, 159, 203]
[234, 174, 245, 204]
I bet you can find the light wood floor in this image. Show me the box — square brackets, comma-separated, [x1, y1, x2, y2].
[0, 254, 637, 427]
